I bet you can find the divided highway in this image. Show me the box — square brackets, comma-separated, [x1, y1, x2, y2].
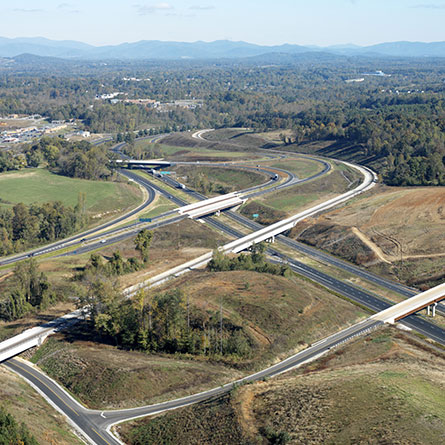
[2, 132, 445, 445]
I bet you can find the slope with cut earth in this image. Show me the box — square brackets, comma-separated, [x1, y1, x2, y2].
[290, 185, 445, 287]
[119, 327, 445, 445]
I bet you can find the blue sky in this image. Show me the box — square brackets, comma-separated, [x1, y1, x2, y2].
[2, 0, 445, 46]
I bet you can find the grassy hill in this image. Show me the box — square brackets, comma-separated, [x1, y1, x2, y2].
[0, 168, 142, 219]
[119, 327, 445, 445]
[290, 185, 445, 288]
[28, 269, 366, 409]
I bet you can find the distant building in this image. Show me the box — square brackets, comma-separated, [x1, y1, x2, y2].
[124, 98, 160, 107]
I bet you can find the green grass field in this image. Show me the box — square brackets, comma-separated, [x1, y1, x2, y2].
[137, 196, 177, 220]
[135, 140, 256, 159]
[255, 168, 355, 216]
[0, 168, 142, 215]
[266, 158, 324, 179]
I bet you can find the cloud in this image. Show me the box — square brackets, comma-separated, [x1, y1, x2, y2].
[13, 8, 45, 13]
[134, 2, 174, 15]
[412, 3, 445, 8]
[57, 3, 80, 13]
[189, 5, 215, 10]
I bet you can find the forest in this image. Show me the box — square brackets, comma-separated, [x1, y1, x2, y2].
[1, 57, 445, 185]
[0, 197, 87, 256]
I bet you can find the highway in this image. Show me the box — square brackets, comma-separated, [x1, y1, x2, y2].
[116, 166, 445, 345]
[0, 172, 157, 266]
[2, 131, 445, 444]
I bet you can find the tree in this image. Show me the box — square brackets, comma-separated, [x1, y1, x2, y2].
[135, 229, 153, 263]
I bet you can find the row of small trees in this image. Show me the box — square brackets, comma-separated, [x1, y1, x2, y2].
[0, 195, 88, 256]
[0, 259, 56, 321]
[208, 243, 291, 277]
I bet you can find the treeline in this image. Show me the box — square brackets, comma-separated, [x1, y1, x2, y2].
[2, 60, 445, 186]
[83, 285, 251, 358]
[0, 259, 56, 321]
[0, 195, 87, 256]
[25, 137, 113, 180]
[77, 229, 153, 278]
[0, 407, 38, 445]
[0, 151, 26, 173]
[208, 244, 290, 277]
[78, 246, 291, 358]
[287, 101, 445, 186]
[187, 171, 233, 195]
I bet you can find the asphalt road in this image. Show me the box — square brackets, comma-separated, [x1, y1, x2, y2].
[0, 172, 157, 266]
[202, 214, 445, 346]
[120, 162, 445, 345]
[3, 135, 445, 444]
[5, 317, 383, 444]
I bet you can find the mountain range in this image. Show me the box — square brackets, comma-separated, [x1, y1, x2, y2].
[1, 37, 445, 60]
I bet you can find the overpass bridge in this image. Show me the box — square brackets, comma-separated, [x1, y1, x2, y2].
[372, 282, 445, 324]
[114, 159, 171, 168]
[177, 192, 246, 219]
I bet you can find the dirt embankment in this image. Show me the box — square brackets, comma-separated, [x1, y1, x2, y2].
[289, 186, 445, 286]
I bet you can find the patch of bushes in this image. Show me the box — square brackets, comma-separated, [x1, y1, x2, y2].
[0, 406, 38, 445]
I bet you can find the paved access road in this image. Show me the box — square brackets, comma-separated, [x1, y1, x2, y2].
[3, 132, 445, 444]
[5, 318, 382, 445]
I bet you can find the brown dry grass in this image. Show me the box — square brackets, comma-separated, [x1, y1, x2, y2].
[29, 334, 243, 410]
[157, 270, 366, 366]
[321, 186, 445, 258]
[291, 185, 445, 287]
[121, 328, 445, 445]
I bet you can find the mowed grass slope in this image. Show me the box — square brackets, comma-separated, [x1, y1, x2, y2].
[173, 165, 268, 193]
[29, 335, 243, 410]
[0, 168, 142, 216]
[265, 158, 324, 179]
[241, 165, 360, 224]
[120, 328, 445, 445]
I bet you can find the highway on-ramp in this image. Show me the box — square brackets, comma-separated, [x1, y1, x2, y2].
[4, 317, 382, 445]
[2, 131, 445, 445]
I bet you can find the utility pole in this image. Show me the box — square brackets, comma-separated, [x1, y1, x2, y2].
[220, 297, 223, 355]
[187, 293, 190, 330]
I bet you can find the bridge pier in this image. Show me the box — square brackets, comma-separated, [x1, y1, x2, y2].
[266, 236, 275, 244]
[426, 303, 437, 317]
